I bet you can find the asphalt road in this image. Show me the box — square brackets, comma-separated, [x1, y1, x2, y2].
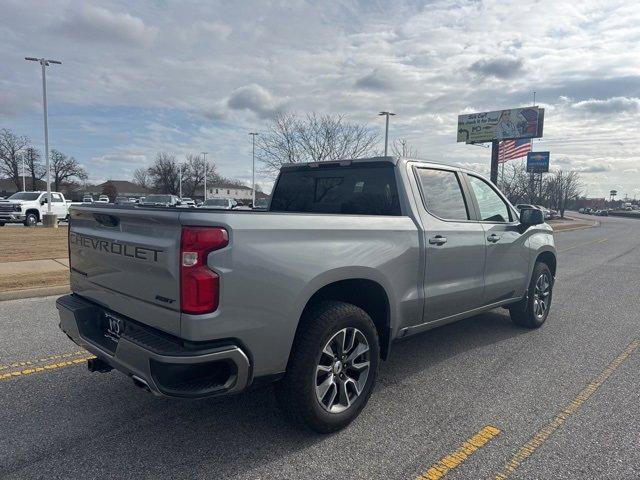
[1, 213, 638, 480]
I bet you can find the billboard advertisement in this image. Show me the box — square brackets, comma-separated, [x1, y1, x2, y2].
[457, 107, 544, 144]
[526, 151, 550, 173]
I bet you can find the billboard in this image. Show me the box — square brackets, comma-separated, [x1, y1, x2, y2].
[457, 107, 544, 144]
[526, 151, 550, 173]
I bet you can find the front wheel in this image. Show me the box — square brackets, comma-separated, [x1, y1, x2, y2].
[23, 213, 38, 227]
[275, 301, 379, 433]
[509, 262, 553, 328]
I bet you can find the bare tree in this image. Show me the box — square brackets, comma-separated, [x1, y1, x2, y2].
[182, 153, 218, 197]
[50, 149, 88, 191]
[148, 152, 179, 194]
[132, 168, 150, 189]
[0, 129, 30, 189]
[546, 170, 582, 217]
[22, 147, 44, 190]
[101, 181, 118, 201]
[257, 112, 379, 175]
[391, 138, 418, 158]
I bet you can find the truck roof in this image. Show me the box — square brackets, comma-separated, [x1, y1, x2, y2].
[281, 156, 478, 175]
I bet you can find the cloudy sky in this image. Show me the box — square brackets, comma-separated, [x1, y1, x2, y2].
[1, 0, 639, 197]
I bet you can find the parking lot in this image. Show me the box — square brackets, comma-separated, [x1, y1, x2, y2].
[1, 213, 638, 479]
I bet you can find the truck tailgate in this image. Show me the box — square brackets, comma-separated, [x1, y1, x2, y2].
[68, 206, 182, 335]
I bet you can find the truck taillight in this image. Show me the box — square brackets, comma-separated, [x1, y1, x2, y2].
[180, 227, 228, 315]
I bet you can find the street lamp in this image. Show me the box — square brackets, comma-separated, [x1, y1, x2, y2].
[25, 57, 61, 225]
[201, 152, 208, 201]
[249, 132, 258, 206]
[178, 162, 182, 198]
[378, 111, 395, 156]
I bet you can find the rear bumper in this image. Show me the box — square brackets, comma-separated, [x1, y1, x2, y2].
[56, 294, 251, 398]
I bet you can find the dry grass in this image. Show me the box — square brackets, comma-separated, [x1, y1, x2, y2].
[0, 270, 69, 292]
[0, 226, 68, 262]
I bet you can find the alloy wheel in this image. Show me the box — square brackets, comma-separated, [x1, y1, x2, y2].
[533, 273, 551, 319]
[315, 327, 371, 414]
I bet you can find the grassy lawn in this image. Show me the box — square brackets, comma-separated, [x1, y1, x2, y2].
[0, 226, 68, 263]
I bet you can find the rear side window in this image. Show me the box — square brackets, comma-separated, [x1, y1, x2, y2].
[270, 163, 401, 215]
[415, 168, 469, 220]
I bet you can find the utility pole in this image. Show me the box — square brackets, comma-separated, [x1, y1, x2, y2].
[178, 163, 182, 198]
[22, 156, 26, 191]
[378, 111, 395, 156]
[201, 152, 208, 201]
[25, 57, 61, 226]
[249, 132, 258, 206]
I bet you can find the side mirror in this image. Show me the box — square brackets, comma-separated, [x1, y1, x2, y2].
[520, 207, 544, 227]
[40, 198, 47, 205]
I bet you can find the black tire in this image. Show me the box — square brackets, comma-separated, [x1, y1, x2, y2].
[0, 222, 5, 226]
[275, 301, 380, 433]
[509, 262, 553, 328]
[23, 212, 38, 227]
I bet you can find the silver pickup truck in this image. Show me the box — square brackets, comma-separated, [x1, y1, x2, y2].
[57, 156, 556, 432]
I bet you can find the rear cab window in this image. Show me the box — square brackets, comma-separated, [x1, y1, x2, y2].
[270, 162, 401, 215]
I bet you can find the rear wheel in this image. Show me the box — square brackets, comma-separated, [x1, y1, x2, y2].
[275, 301, 379, 433]
[23, 212, 38, 227]
[0, 222, 5, 226]
[509, 262, 553, 328]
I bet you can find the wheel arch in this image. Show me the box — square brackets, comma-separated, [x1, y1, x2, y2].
[25, 208, 40, 221]
[296, 275, 393, 360]
[536, 250, 557, 278]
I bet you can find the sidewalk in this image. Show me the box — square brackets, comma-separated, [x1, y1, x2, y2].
[0, 258, 70, 301]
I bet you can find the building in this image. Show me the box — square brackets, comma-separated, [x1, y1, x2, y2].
[206, 183, 254, 202]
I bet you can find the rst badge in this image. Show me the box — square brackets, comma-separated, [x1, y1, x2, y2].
[104, 314, 124, 342]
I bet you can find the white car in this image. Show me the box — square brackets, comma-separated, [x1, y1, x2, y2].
[96, 195, 110, 203]
[200, 198, 237, 210]
[180, 197, 197, 207]
[0, 191, 69, 226]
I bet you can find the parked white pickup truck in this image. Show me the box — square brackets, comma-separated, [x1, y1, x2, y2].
[0, 191, 70, 226]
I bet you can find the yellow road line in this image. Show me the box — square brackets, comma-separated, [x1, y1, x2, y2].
[493, 339, 639, 480]
[0, 355, 95, 381]
[558, 237, 608, 253]
[416, 426, 501, 480]
[0, 349, 89, 371]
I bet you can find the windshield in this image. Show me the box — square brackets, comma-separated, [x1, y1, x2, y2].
[145, 195, 172, 203]
[204, 199, 229, 207]
[8, 192, 41, 201]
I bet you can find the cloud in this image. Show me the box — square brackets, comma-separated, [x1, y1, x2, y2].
[571, 97, 640, 115]
[354, 68, 399, 91]
[55, 5, 157, 47]
[469, 57, 524, 79]
[226, 84, 280, 118]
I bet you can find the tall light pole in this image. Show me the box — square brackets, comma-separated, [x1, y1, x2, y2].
[378, 111, 395, 156]
[25, 57, 61, 222]
[201, 152, 208, 201]
[178, 162, 182, 198]
[249, 132, 258, 206]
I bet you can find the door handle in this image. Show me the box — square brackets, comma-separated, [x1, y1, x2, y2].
[487, 233, 501, 243]
[429, 235, 447, 245]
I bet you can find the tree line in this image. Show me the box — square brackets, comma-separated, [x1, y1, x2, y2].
[0, 128, 87, 191]
[132, 152, 252, 197]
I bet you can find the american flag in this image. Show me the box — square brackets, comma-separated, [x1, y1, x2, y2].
[498, 139, 531, 163]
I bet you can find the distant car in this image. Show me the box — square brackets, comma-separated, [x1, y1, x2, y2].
[200, 198, 237, 210]
[82, 196, 94, 203]
[114, 196, 132, 204]
[583, 208, 592, 215]
[253, 198, 269, 210]
[578, 208, 585, 214]
[534, 205, 552, 220]
[140, 194, 181, 207]
[595, 209, 608, 216]
[96, 195, 110, 203]
[180, 197, 196, 207]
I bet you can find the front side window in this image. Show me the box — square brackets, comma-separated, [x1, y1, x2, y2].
[415, 168, 469, 220]
[52, 193, 63, 202]
[467, 175, 511, 222]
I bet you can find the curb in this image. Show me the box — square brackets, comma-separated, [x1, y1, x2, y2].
[0, 285, 70, 302]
